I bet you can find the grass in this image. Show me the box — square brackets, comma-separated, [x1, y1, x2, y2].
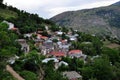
[0, 8, 18, 19]
[103, 40, 120, 49]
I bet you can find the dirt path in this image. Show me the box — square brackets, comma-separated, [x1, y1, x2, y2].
[6, 65, 25, 80]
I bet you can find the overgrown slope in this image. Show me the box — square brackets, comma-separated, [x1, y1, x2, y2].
[0, 8, 18, 19]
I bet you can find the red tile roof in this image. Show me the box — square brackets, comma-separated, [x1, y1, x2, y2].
[50, 51, 65, 57]
[41, 36, 48, 39]
[69, 50, 82, 54]
[37, 34, 48, 39]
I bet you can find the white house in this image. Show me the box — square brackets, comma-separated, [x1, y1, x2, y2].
[56, 31, 63, 35]
[42, 58, 59, 63]
[58, 61, 68, 67]
[3, 20, 14, 29]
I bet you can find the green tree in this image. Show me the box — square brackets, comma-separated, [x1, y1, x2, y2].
[102, 47, 120, 64]
[79, 42, 97, 56]
[0, 22, 20, 79]
[92, 37, 103, 54]
[20, 70, 37, 80]
[93, 56, 114, 80]
[81, 66, 94, 80]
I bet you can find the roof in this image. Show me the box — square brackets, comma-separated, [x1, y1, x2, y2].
[50, 51, 65, 57]
[42, 58, 59, 63]
[69, 50, 82, 54]
[59, 61, 68, 66]
[45, 39, 52, 43]
[70, 37, 76, 41]
[37, 34, 48, 40]
[16, 39, 26, 42]
[56, 31, 63, 35]
[63, 71, 82, 79]
[10, 27, 18, 31]
[41, 36, 48, 39]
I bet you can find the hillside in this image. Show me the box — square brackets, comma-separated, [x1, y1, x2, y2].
[0, 4, 55, 34]
[0, 8, 18, 19]
[51, 1, 120, 39]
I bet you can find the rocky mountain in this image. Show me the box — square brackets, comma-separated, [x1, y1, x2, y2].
[50, 1, 120, 39]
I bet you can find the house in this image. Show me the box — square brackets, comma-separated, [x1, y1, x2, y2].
[66, 34, 78, 41]
[58, 61, 68, 67]
[3, 20, 18, 31]
[16, 39, 30, 53]
[56, 40, 70, 54]
[41, 36, 48, 40]
[21, 44, 30, 53]
[49, 51, 66, 59]
[34, 39, 43, 49]
[37, 28, 44, 34]
[59, 44, 70, 54]
[56, 31, 63, 35]
[68, 50, 87, 59]
[3, 20, 14, 29]
[16, 39, 26, 44]
[61, 39, 68, 45]
[24, 33, 33, 39]
[41, 40, 54, 55]
[37, 34, 48, 40]
[42, 58, 59, 63]
[68, 50, 83, 58]
[63, 71, 82, 80]
[55, 61, 68, 69]
[42, 58, 68, 69]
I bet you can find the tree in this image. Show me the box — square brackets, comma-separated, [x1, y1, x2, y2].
[102, 47, 120, 64]
[0, 22, 20, 79]
[79, 42, 97, 56]
[50, 25, 60, 32]
[58, 64, 69, 71]
[92, 37, 103, 54]
[81, 66, 94, 80]
[113, 62, 120, 80]
[61, 27, 69, 33]
[92, 56, 114, 80]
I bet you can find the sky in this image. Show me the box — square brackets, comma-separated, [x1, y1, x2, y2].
[3, 0, 120, 19]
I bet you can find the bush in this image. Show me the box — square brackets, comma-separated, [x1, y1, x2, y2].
[20, 70, 37, 80]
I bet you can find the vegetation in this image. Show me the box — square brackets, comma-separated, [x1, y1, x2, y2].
[1, 1, 120, 80]
[0, 22, 20, 79]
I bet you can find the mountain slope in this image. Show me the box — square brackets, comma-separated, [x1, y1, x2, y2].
[51, 1, 120, 39]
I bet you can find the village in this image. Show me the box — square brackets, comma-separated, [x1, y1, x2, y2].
[1, 16, 120, 80]
[3, 20, 119, 80]
[3, 20, 89, 80]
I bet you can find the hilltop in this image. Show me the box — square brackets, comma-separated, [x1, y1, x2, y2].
[51, 1, 120, 39]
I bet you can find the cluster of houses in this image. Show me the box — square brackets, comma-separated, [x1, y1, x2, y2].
[4, 21, 86, 80]
[33, 25, 86, 80]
